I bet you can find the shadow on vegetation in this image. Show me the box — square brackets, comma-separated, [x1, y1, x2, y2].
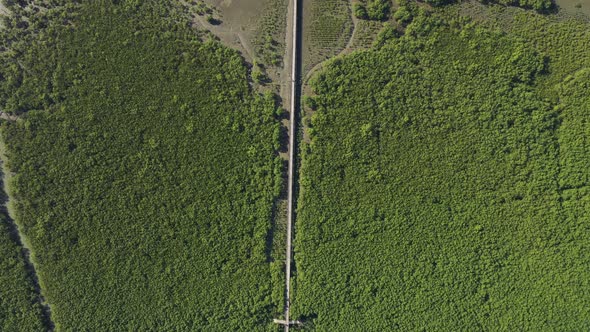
[0, 165, 54, 331]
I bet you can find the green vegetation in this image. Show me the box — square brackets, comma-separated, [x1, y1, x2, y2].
[253, 0, 289, 67]
[555, 72, 590, 311]
[393, 4, 416, 24]
[188, 0, 217, 17]
[252, 62, 270, 84]
[392, 0, 429, 27]
[269, 200, 288, 318]
[303, 0, 353, 73]
[447, 2, 590, 90]
[179, 1, 222, 28]
[0, 205, 46, 331]
[294, 10, 590, 330]
[2, 0, 589, 330]
[353, 0, 391, 20]
[422, 0, 455, 6]
[481, 0, 554, 11]
[0, 1, 282, 330]
[416, 0, 553, 11]
[349, 20, 389, 50]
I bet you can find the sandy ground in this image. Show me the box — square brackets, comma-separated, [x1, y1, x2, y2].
[555, 0, 590, 17]
[198, 0, 288, 69]
[191, 0, 261, 63]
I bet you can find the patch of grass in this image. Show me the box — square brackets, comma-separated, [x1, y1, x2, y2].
[0, 1, 282, 330]
[303, 0, 354, 74]
[422, 0, 553, 11]
[448, 2, 590, 92]
[351, 19, 387, 49]
[252, 0, 289, 67]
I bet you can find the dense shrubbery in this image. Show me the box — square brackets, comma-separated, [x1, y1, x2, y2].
[416, 0, 553, 11]
[0, 212, 46, 331]
[480, 0, 553, 11]
[554, 70, 590, 305]
[293, 14, 590, 330]
[421, 0, 455, 7]
[0, 1, 281, 330]
[353, 0, 391, 20]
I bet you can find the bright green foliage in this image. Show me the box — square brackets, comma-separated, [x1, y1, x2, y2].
[441, 0, 590, 90]
[373, 23, 400, 47]
[293, 15, 590, 330]
[554, 70, 590, 310]
[0, 1, 281, 330]
[0, 213, 46, 331]
[557, 69, 590, 190]
[353, 2, 370, 19]
[393, 1, 430, 26]
[0, 1, 81, 114]
[505, 14, 590, 90]
[393, 5, 414, 24]
[354, 0, 391, 20]
[366, 0, 391, 19]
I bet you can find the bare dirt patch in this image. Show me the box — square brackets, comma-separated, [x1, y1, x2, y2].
[555, 0, 590, 18]
[183, 0, 289, 90]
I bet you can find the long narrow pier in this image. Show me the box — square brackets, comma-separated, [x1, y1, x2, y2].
[283, 0, 300, 330]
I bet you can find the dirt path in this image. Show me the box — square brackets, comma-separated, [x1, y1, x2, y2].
[343, 8, 360, 52]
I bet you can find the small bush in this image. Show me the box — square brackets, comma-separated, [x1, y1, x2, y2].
[353, 3, 369, 19]
[393, 6, 413, 24]
[355, 0, 391, 20]
[366, 0, 391, 20]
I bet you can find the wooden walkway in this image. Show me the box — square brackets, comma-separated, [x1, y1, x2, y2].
[280, 0, 300, 330]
